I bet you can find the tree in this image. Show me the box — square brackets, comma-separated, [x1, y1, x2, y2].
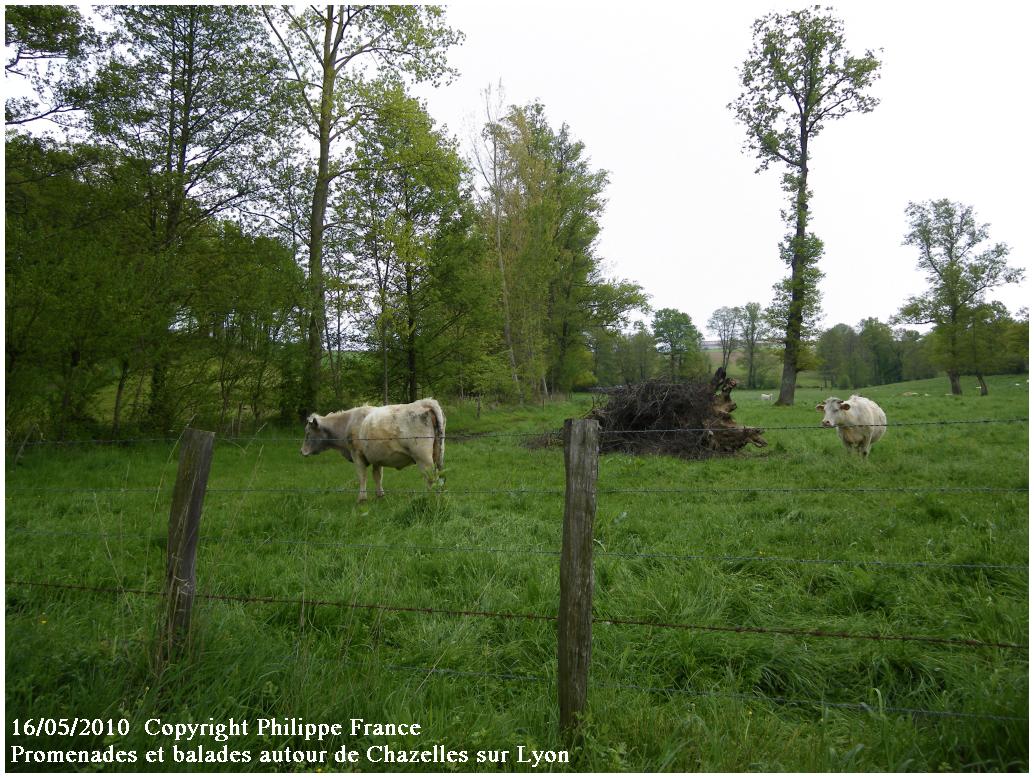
[736, 302, 769, 389]
[857, 317, 900, 385]
[895, 199, 1024, 394]
[473, 101, 646, 398]
[730, 7, 881, 405]
[652, 308, 706, 380]
[469, 81, 522, 400]
[87, 5, 285, 429]
[338, 82, 469, 404]
[262, 5, 461, 416]
[707, 306, 740, 371]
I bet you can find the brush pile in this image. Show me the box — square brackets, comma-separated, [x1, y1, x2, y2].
[586, 368, 766, 458]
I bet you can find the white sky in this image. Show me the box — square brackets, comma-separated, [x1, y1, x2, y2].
[416, 0, 1031, 335]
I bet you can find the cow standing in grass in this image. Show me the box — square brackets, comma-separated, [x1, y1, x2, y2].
[816, 395, 887, 458]
[301, 398, 445, 502]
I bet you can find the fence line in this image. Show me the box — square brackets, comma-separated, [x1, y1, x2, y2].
[6, 528, 1029, 572]
[5, 576, 1026, 724]
[5, 485, 1027, 497]
[9, 416, 1029, 448]
[7, 578, 1027, 651]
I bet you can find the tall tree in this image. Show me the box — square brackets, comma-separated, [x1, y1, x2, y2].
[262, 5, 461, 416]
[730, 7, 881, 405]
[895, 199, 1023, 395]
[88, 5, 284, 429]
[736, 302, 768, 389]
[475, 101, 646, 398]
[338, 83, 468, 403]
[469, 82, 523, 401]
[707, 306, 740, 371]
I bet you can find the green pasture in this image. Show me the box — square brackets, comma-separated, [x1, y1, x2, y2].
[5, 375, 1029, 771]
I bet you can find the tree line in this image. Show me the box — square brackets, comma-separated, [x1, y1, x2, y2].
[6, 5, 647, 438]
[5, 6, 1025, 441]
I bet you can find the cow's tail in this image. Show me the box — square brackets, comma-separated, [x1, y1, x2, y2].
[428, 399, 445, 471]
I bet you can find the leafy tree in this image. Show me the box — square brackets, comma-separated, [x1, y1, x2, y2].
[652, 308, 706, 380]
[857, 317, 900, 385]
[86, 5, 285, 429]
[736, 302, 770, 389]
[475, 101, 647, 398]
[895, 199, 1024, 394]
[816, 323, 864, 389]
[338, 83, 473, 404]
[262, 5, 462, 416]
[730, 7, 880, 405]
[707, 306, 740, 371]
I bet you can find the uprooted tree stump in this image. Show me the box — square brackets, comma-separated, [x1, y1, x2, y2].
[585, 368, 766, 458]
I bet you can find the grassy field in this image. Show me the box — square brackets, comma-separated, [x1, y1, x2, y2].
[5, 374, 1029, 771]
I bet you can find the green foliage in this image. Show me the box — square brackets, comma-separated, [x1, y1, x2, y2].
[476, 101, 648, 398]
[896, 200, 1024, 394]
[5, 4, 96, 124]
[651, 308, 708, 380]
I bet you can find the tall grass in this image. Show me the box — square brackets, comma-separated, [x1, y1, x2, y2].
[5, 375, 1028, 771]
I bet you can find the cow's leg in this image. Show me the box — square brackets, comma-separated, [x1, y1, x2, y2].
[353, 457, 369, 502]
[372, 464, 385, 498]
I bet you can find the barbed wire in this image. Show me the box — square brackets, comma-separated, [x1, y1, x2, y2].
[5, 528, 1028, 572]
[8, 416, 1029, 448]
[4, 484, 1027, 497]
[7, 579, 1027, 650]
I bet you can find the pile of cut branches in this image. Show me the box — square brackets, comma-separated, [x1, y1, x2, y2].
[586, 368, 766, 458]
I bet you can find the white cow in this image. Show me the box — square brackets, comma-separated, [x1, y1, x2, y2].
[760, 393, 772, 401]
[301, 398, 445, 502]
[816, 395, 887, 458]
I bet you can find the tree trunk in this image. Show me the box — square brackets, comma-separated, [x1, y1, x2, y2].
[112, 359, 131, 438]
[976, 373, 988, 396]
[775, 140, 810, 406]
[947, 369, 963, 395]
[490, 131, 523, 403]
[405, 262, 418, 403]
[300, 11, 337, 418]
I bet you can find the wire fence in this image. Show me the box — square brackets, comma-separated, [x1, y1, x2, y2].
[8, 416, 1030, 448]
[6, 577, 1029, 725]
[6, 578, 1028, 651]
[6, 527, 1030, 572]
[6, 413, 1028, 731]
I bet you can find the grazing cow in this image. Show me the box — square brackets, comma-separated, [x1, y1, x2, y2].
[816, 395, 887, 458]
[760, 393, 772, 401]
[301, 398, 445, 502]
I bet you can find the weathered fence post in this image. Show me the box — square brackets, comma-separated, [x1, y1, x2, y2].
[558, 418, 600, 742]
[158, 427, 215, 664]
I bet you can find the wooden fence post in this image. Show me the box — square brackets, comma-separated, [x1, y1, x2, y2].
[158, 427, 215, 664]
[558, 418, 600, 741]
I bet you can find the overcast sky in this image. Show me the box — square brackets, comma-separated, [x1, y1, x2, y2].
[415, 1, 1030, 335]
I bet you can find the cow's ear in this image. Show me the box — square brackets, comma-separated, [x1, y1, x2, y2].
[306, 414, 320, 430]
[815, 403, 825, 412]
[839, 402, 851, 411]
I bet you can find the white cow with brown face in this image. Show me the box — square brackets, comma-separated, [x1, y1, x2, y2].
[301, 398, 445, 502]
[816, 395, 887, 458]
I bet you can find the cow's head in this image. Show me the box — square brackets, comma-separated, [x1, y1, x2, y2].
[816, 397, 850, 428]
[300, 413, 329, 457]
